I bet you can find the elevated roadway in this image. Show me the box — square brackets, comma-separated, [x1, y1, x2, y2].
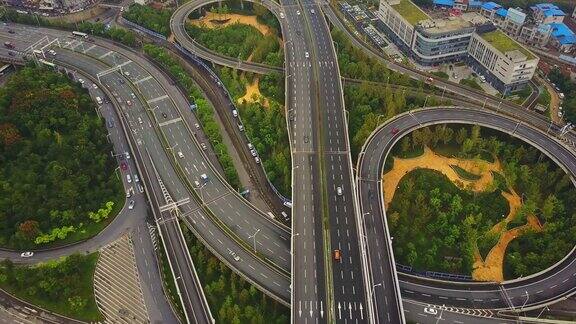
[358, 107, 576, 316]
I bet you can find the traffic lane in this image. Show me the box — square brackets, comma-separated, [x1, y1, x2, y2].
[403, 300, 516, 324]
[180, 207, 291, 303]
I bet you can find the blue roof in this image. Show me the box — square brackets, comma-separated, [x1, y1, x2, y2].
[496, 8, 508, 17]
[548, 23, 576, 45]
[433, 0, 454, 6]
[482, 2, 500, 11]
[532, 3, 559, 10]
[543, 8, 566, 17]
[469, 1, 483, 7]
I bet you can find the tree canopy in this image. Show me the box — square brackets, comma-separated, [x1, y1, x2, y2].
[0, 66, 122, 249]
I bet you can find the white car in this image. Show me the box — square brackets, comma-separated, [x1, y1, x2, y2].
[20, 251, 34, 258]
[337, 186, 343, 196]
[124, 71, 130, 77]
[128, 200, 135, 210]
[255, 156, 261, 164]
[92, 83, 98, 89]
[250, 149, 258, 157]
[305, 52, 309, 58]
[248, 143, 254, 150]
[424, 307, 437, 315]
[311, 9, 315, 14]
[200, 143, 207, 150]
[78, 78, 85, 84]
[280, 12, 285, 19]
[195, 123, 200, 129]
[48, 49, 56, 56]
[178, 151, 184, 158]
[296, 10, 300, 15]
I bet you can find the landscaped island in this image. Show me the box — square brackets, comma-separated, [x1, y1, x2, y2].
[0, 65, 123, 249]
[385, 124, 575, 281]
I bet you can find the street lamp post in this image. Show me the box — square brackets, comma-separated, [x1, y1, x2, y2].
[521, 291, 529, 311]
[249, 229, 261, 253]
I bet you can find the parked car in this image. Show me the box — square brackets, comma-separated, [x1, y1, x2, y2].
[20, 252, 34, 258]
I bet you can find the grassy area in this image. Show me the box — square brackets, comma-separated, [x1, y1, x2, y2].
[460, 78, 484, 91]
[537, 87, 551, 106]
[0, 254, 102, 321]
[479, 30, 535, 60]
[431, 71, 449, 80]
[390, 0, 429, 25]
[451, 165, 481, 181]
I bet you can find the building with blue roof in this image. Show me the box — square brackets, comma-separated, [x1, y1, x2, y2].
[531, 3, 565, 24]
[468, 0, 482, 8]
[480, 2, 501, 20]
[433, 0, 454, 7]
[547, 22, 576, 52]
[495, 8, 507, 17]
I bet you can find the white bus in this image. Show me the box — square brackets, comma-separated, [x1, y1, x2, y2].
[38, 59, 55, 68]
[72, 31, 88, 38]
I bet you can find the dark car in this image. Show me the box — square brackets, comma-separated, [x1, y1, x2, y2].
[120, 161, 128, 171]
[162, 112, 168, 119]
[391, 128, 399, 135]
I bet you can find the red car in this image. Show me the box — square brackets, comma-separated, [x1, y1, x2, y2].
[391, 128, 399, 135]
[120, 161, 128, 171]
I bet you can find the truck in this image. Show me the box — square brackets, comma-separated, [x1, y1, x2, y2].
[4, 42, 14, 49]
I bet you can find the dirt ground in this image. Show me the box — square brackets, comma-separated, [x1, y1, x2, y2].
[237, 78, 269, 107]
[382, 146, 501, 207]
[383, 146, 542, 282]
[472, 214, 542, 282]
[189, 12, 272, 35]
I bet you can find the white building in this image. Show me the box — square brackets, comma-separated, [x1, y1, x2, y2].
[468, 29, 539, 94]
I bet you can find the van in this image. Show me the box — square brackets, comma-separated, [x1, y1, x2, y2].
[126, 174, 132, 183]
[232, 109, 238, 117]
[283, 201, 292, 208]
[200, 173, 209, 183]
[96, 96, 103, 105]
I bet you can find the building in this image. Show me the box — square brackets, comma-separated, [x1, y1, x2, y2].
[520, 23, 552, 48]
[467, 29, 539, 94]
[531, 3, 566, 24]
[502, 8, 526, 36]
[480, 2, 501, 20]
[573, 6, 576, 20]
[547, 23, 576, 52]
[378, 0, 491, 66]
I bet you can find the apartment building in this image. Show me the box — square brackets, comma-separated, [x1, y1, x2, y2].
[468, 29, 539, 94]
[519, 23, 552, 48]
[502, 8, 527, 37]
[531, 3, 566, 24]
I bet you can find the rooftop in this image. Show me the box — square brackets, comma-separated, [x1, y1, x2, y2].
[548, 23, 576, 45]
[481, 2, 501, 11]
[391, 0, 430, 26]
[495, 8, 508, 17]
[480, 29, 535, 60]
[418, 12, 489, 34]
[543, 8, 566, 17]
[433, 0, 454, 7]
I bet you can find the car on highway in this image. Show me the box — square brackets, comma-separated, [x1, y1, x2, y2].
[200, 143, 207, 150]
[250, 149, 258, 157]
[391, 127, 399, 135]
[126, 174, 132, 183]
[8, 51, 15, 56]
[134, 174, 140, 182]
[296, 10, 300, 15]
[126, 100, 132, 106]
[425, 77, 434, 83]
[255, 156, 260, 164]
[92, 83, 98, 89]
[108, 119, 115, 128]
[232, 109, 238, 117]
[162, 112, 168, 119]
[128, 200, 135, 210]
[138, 184, 144, 193]
[178, 151, 184, 158]
[131, 92, 136, 99]
[120, 161, 128, 171]
[337, 186, 343, 196]
[280, 12, 285, 18]
[248, 143, 254, 150]
[20, 252, 34, 258]
[124, 71, 130, 77]
[238, 123, 244, 131]
[48, 49, 56, 56]
[305, 52, 309, 58]
[78, 78, 85, 85]
[138, 117, 142, 124]
[311, 9, 315, 14]
[119, 78, 125, 84]
[333, 249, 341, 262]
[195, 123, 200, 129]
[200, 173, 209, 183]
[424, 307, 437, 315]
[125, 152, 131, 159]
[126, 188, 132, 198]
